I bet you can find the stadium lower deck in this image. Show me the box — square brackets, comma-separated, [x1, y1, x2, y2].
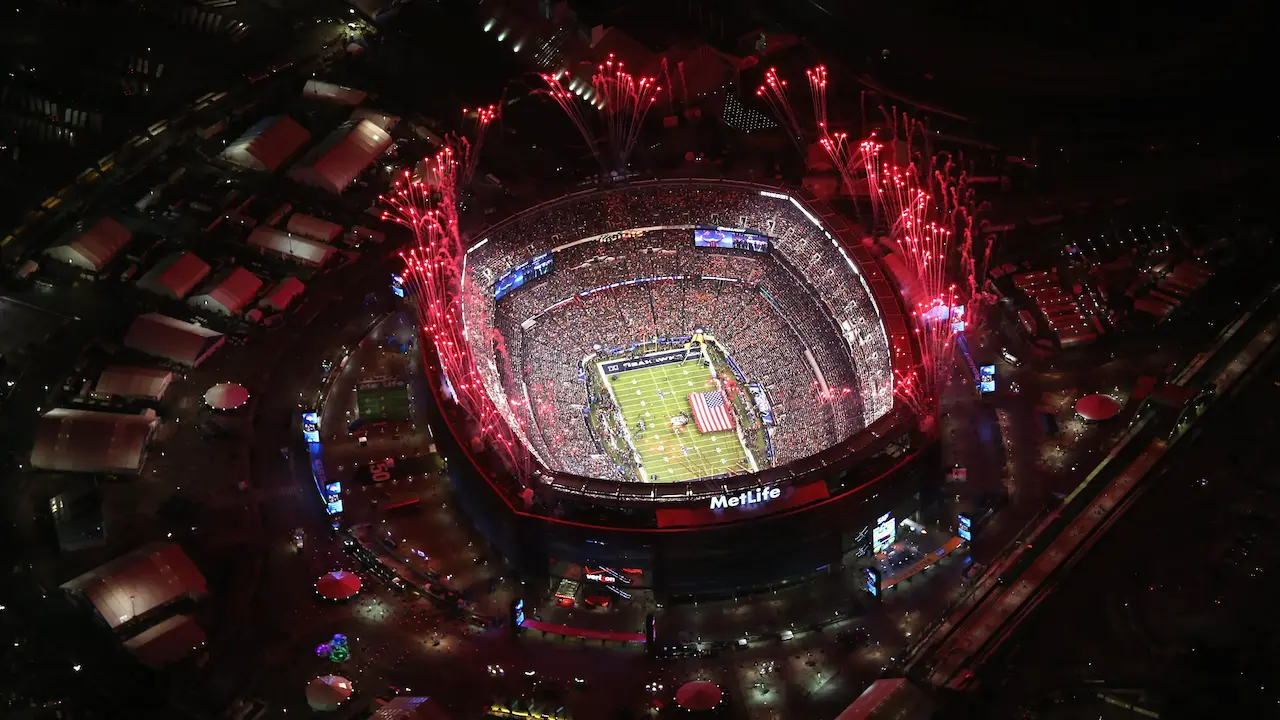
[597, 350, 755, 483]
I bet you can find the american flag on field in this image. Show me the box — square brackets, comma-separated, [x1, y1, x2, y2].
[688, 390, 735, 433]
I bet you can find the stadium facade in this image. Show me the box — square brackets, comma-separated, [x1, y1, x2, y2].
[423, 178, 942, 599]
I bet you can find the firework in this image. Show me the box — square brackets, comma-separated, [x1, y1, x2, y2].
[536, 70, 606, 171]
[382, 150, 533, 483]
[755, 67, 804, 149]
[780, 65, 991, 425]
[592, 54, 662, 170]
[537, 54, 661, 174]
[459, 102, 500, 186]
[861, 120, 983, 425]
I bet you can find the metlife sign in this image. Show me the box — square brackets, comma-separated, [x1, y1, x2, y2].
[709, 486, 781, 510]
[600, 347, 701, 376]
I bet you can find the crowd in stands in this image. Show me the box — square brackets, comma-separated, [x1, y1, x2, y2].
[462, 182, 894, 481]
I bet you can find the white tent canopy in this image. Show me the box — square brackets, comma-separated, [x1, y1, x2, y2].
[248, 227, 337, 266]
[45, 217, 133, 271]
[124, 313, 225, 367]
[288, 119, 392, 194]
[221, 115, 312, 172]
[94, 366, 174, 400]
[303, 79, 367, 106]
[189, 268, 263, 315]
[137, 252, 211, 300]
[259, 276, 306, 311]
[31, 408, 158, 474]
[61, 543, 206, 629]
[286, 214, 343, 243]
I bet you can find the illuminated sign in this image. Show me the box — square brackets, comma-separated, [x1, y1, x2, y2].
[585, 572, 616, 584]
[514, 599, 525, 626]
[302, 412, 320, 443]
[979, 365, 996, 394]
[694, 227, 770, 253]
[325, 481, 343, 515]
[864, 566, 880, 597]
[709, 486, 781, 510]
[872, 512, 896, 554]
[391, 274, 406, 298]
[494, 252, 553, 300]
[369, 459, 395, 483]
[958, 514, 972, 542]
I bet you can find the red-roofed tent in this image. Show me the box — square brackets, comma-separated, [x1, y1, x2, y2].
[45, 217, 133, 271]
[222, 115, 312, 172]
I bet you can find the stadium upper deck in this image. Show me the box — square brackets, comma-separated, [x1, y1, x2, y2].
[459, 179, 899, 489]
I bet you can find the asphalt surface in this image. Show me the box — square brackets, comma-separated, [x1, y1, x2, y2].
[966, 332, 1280, 719]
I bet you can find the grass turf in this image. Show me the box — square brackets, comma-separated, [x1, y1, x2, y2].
[356, 384, 412, 422]
[600, 360, 750, 483]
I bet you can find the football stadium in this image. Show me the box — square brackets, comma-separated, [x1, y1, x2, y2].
[425, 179, 940, 596]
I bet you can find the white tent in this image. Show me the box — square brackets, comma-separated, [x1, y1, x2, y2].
[94, 366, 174, 400]
[288, 119, 392, 194]
[45, 217, 133, 272]
[31, 408, 158, 474]
[61, 543, 206, 629]
[124, 313, 225, 367]
[350, 107, 400, 132]
[303, 79, 368, 106]
[259, 276, 306, 311]
[286, 214, 343, 243]
[189, 268, 263, 315]
[137, 252, 211, 300]
[248, 227, 337, 266]
[221, 115, 312, 172]
[306, 675, 354, 711]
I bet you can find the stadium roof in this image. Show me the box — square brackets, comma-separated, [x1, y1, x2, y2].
[136, 251, 211, 300]
[44, 217, 132, 272]
[123, 313, 225, 367]
[258, 275, 306, 311]
[303, 79, 367, 105]
[30, 408, 157, 474]
[221, 115, 312, 172]
[123, 614, 206, 669]
[189, 267, 263, 315]
[287, 119, 392, 194]
[60, 542, 206, 630]
[94, 365, 174, 400]
[286, 213, 343, 242]
[248, 227, 337, 266]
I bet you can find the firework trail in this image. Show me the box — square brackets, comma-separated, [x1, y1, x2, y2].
[382, 150, 534, 484]
[755, 67, 804, 150]
[459, 102, 500, 186]
[537, 54, 661, 173]
[592, 54, 662, 170]
[769, 65, 992, 425]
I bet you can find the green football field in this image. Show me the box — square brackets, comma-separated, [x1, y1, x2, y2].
[600, 361, 752, 483]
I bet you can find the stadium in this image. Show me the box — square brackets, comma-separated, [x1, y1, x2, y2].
[423, 178, 942, 598]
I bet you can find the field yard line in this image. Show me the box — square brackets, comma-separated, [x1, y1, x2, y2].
[596, 360, 647, 480]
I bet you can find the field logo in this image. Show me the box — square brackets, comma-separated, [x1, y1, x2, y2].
[709, 486, 781, 510]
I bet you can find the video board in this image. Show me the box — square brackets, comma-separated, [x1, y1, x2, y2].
[494, 252, 554, 300]
[693, 228, 770, 254]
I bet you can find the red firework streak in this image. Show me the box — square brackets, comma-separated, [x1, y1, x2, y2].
[760, 65, 991, 424]
[459, 102, 500, 186]
[538, 54, 661, 173]
[591, 53, 661, 170]
[381, 149, 533, 482]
